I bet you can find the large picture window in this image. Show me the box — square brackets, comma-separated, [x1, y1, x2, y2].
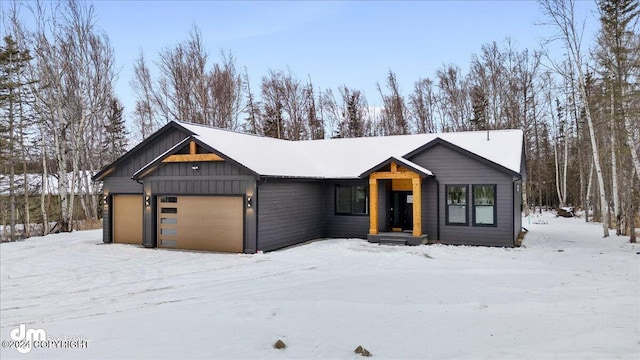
[446, 185, 467, 225]
[335, 185, 368, 215]
[473, 184, 496, 226]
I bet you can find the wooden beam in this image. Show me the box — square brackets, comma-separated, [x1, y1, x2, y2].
[391, 162, 398, 173]
[370, 171, 420, 180]
[189, 141, 197, 155]
[412, 177, 422, 237]
[163, 154, 224, 162]
[369, 178, 378, 235]
[392, 179, 412, 191]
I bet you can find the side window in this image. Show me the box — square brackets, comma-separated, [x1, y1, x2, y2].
[473, 184, 496, 226]
[335, 185, 368, 215]
[446, 185, 467, 225]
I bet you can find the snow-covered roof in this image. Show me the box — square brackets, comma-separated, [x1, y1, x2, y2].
[359, 156, 434, 178]
[173, 121, 523, 179]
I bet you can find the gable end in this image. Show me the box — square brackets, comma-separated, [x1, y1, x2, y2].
[93, 121, 194, 181]
[404, 138, 522, 178]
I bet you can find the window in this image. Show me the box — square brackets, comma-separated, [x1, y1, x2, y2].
[473, 184, 496, 226]
[446, 185, 467, 225]
[335, 185, 368, 215]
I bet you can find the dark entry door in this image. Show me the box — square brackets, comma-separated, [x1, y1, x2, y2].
[389, 191, 413, 231]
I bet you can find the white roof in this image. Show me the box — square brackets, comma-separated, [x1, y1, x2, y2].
[176, 121, 523, 179]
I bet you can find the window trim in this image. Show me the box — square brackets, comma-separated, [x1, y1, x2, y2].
[334, 184, 369, 216]
[472, 184, 497, 227]
[445, 184, 468, 226]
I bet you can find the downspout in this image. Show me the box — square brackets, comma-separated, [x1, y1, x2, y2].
[512, 177, 521, 247]
[436, 180, 440, 241]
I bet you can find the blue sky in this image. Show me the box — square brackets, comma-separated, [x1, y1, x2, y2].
[9, 0, 601, 121]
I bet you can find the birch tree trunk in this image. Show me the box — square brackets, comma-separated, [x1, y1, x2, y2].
[554, 142, 564, 207]
[586, 158, 594, 222]
[610, 90, 620, 234]
[40, 118, 49, 236]
[539, 0, 609, 236]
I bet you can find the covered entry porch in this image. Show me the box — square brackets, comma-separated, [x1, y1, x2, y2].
[360, 157, 433, 246]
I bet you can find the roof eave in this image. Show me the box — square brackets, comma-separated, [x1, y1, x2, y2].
[359, 156, 434, 178]
[403, 137, 522, 178]
[92, 121, 194, 181]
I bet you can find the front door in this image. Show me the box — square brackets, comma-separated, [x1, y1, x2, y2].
[389, 191, 413, 231]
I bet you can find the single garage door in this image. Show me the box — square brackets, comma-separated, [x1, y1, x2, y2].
[157, 196, 244, 252]
[113, 194, 143, 245]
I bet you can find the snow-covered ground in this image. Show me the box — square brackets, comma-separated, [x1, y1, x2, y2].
[1, 212, 638, 359]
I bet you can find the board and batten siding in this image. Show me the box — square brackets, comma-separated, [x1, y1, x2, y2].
[409, 143, 517, 247]
[144, 160, 258, 252]
[323, 180, 369, 239]
[257, 180, 325, 252]
[101, 127, 189, 245]
[114, 128, 189, 177]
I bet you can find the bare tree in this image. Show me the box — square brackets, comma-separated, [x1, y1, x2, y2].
[28, 0, 115, 231]
[131, 50, 159, 139]
[539, 0, 610, 236]
[436, 64, 472, 131]
[377, 70, 408, 135]
[408, 77, 438, 133]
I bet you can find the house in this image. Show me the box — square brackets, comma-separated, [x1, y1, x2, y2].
[92, 121, 526, 253]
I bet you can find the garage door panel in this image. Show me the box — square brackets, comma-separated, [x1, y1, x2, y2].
[158, 196, 243, 252]
[113, 195, 143, 245]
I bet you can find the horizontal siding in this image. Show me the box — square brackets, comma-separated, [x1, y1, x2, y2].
[422, 178, 438, 240]
[409, 144, 516, 247]
[103, 177, 143, 194]
[153, 161, 251, 177]
[147, 161, 254, 196]
[257, 181, 324, 252]
[324, 180, 369, 239]
[148, 180, 251, 196]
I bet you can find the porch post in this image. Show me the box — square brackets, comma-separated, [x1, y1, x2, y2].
[369, 177, 378, 235]
[412, 177, 422, 237]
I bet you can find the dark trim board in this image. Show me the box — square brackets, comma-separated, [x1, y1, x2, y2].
[96, 122, 525, 252]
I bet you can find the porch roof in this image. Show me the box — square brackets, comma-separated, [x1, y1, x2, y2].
[359, 156, 434, 178]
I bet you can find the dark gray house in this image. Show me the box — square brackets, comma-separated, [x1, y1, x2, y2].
[93, 121, 526, 253]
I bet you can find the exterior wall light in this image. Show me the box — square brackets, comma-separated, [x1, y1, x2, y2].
[145, 196, 151, 207]
[247, 197, 252, 208]
[192, 164, 199, 171]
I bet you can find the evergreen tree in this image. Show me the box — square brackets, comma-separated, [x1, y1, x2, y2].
[0, 35, 34, 241]
[103, 98, 128, 164]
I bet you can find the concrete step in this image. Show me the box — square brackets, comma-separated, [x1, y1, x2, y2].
[378, 238, 407, 246]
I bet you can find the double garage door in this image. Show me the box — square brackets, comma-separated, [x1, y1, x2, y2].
[112, 195, 243, 252]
